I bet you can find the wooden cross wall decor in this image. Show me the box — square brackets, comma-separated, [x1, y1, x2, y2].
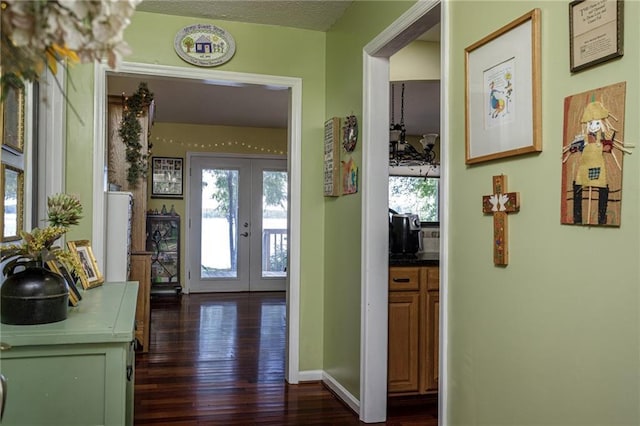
[482, 175, 520, 266]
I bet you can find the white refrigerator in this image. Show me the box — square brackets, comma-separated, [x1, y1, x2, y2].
[105, 191, 133, 282]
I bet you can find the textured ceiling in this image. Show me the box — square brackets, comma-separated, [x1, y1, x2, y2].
[112, 1, 440, 134]
[136, 0, 354, 31]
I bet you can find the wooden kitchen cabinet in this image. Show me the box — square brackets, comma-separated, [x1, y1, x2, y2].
[388, 290, 420, 393]
[424, 267, 440, 393]
[388, 265, 439, 396]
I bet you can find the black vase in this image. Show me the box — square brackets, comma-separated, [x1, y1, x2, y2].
[1, 261, 69, 325]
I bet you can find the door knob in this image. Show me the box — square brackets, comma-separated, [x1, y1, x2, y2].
[241, 232, 249, 237]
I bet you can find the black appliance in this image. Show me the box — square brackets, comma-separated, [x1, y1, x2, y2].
[389, 212, 422, 257]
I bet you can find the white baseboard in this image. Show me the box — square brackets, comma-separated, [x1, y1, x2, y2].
[322, 371, 360, 415]
[297, 370, 323, 382]
[296, 370, 361, 416]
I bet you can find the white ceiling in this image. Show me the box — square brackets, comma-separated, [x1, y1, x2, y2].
[110, 1, 440, 134]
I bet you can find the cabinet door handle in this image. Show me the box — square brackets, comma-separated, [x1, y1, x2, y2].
[127, 340, 136, 381]
[0, 374, 6, 421]
[392, 278, 411, 283]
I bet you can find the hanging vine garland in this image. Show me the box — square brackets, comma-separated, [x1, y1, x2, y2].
[119, 82, 154, 186]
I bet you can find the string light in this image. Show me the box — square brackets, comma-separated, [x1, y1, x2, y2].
[148, 135, 285, 155]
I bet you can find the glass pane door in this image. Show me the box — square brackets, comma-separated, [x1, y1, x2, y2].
[250, 159, 287, 291]
[189, 156, 287, 292]
[189, 157, 251, 292]
[260, 170, 287, 278]
[201, 168, 239, 278]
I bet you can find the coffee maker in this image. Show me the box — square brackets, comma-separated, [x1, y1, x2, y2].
[389, 212, 422, 257]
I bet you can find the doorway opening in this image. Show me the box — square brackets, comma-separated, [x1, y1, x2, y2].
[93, 62, 303, 384]
[360, 0, 446, 423]
[188, 155, 288, 293]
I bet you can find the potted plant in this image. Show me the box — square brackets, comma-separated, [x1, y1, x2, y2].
[1, 193, 83, 325]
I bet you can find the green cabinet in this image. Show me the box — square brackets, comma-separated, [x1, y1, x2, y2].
[0, 282, 138, 426]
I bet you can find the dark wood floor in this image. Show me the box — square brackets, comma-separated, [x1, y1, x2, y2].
[134, 292, 438, 425]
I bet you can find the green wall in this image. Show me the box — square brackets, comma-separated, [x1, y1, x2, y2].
[60, 2, 640, 421]
[65, 12, 326, 372]
[323, 0, 415, 398]
[447, 1, 640, 424]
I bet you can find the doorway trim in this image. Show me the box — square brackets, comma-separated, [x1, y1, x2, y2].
[360, 1, 447, 423]
[93, 62, 302, 384]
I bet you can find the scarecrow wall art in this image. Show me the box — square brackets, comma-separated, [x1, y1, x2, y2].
[561, 82, 630, 226]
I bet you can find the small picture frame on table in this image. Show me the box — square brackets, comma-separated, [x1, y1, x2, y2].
[151, 157, 184, 199]
[569, 0, 624, 73]
[67, 240, 104, 289]
[464, 9, 542, 164]
[47, 259, 82, 306]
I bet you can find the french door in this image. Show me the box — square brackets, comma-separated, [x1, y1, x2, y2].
[188, 156, 288, 292]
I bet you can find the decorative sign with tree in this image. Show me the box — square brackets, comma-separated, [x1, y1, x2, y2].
[174, 23, 236, 67]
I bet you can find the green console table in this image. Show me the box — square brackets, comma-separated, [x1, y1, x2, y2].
[0, 282, 138, 426]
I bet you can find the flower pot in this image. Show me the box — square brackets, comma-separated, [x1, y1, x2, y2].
[1, 261, 69, 325]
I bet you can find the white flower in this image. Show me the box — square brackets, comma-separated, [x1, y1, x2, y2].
[1, 0, 142, 86]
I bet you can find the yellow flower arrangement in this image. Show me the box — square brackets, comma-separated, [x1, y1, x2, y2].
[1, 193, 83, 274]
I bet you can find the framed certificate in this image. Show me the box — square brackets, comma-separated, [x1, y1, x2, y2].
[569, 0, 624, 73]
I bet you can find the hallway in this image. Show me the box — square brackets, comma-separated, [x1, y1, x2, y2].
[134, 292, 437, 425]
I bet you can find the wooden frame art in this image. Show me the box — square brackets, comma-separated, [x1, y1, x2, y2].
[0, 163, 24, 242]
[67, 240, 104, 289]
[569, 0, 624, 73]
[561, 82, 627, 226]
[465, 9, 542, 164]
[151, 156, 184, 199]
[1, 82, 25, 154]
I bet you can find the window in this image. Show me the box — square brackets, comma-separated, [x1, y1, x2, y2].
[389, 175, 439, 223]
[1, 81, 28, 241]
[1, 68, 66, 245]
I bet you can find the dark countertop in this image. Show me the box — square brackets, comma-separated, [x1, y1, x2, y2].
[389, 252, 439, 267]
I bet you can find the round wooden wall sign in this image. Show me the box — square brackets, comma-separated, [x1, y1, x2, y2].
[174, 24, 236, 67]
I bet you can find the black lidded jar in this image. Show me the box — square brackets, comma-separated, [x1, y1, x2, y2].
[1, 261, 69, 325]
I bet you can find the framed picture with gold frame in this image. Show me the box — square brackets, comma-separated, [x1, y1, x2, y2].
[464, 9, 542, 164]
[67, 240, 104, 289]
[1, 82, 25, 154]
[0, 163, 24, 242]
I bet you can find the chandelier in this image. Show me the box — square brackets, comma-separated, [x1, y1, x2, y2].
[389, 83, 406, 148]
[389, 82, 438, 168]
